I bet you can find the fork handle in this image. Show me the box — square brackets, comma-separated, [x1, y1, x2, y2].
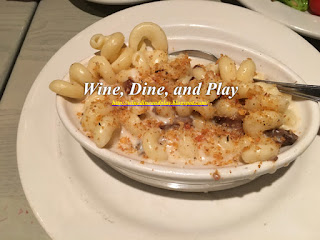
[254, 79, 320, 102]
[277, 85, 320, 102]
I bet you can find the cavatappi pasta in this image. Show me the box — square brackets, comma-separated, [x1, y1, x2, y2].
[49, 22, 298, 167]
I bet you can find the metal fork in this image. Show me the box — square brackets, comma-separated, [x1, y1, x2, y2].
[169, 50, 320, 102]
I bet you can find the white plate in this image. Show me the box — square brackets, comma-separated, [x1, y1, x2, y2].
[17, 1, 320, 239]
[238, 0, 320, 39]
[86, 0, 148, 5]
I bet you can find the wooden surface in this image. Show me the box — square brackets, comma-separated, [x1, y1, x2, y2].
[0, 0, 37, 96]
[0, 0, 319, 239]
[1, 0, 109, 239]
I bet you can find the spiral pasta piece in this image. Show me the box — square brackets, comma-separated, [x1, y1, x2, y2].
[129, 22, 168, 52]
[49, 80, 84, 99]
[87, 56, 116, 84]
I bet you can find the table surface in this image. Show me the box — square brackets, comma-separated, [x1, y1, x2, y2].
[0, 0, 37, 97]
[0, 0, 319, 239]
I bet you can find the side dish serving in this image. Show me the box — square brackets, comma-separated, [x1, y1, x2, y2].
[49, 22, 298, 167]
[274, 0, 320, 15]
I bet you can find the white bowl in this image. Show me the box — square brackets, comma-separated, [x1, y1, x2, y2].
[56, 28, 320, 192]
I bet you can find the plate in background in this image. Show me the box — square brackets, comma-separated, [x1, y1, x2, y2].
[238, 0, 320, 39]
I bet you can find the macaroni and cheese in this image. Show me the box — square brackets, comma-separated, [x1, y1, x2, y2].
[49, 22, 298, 167]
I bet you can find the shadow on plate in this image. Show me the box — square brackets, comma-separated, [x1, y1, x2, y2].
[84, 148, 293, 200]
[68, 0, 159, 17]
[303, 35, 320, 52]
[221, 0, 243, 7]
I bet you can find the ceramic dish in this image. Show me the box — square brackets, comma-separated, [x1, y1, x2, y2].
[17, 1, 320, 239]
[238, 0, 320, 39]
[56, 45, 319, 192]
